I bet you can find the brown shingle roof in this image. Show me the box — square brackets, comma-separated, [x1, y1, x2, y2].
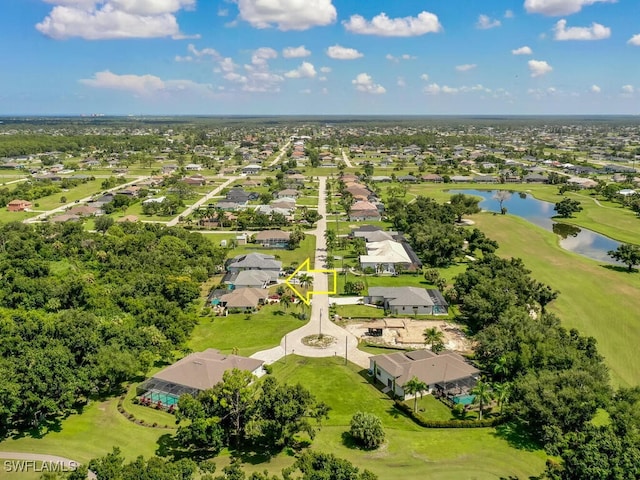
[153, 349, 263, 391]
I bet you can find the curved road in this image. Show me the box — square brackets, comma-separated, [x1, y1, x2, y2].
[252, 176, 371, 368]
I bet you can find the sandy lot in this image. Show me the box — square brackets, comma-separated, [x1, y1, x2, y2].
[345, 318, 474, 353]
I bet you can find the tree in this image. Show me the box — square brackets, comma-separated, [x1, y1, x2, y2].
[280, 294, 291, 311]
[339, 192, 354, 219]
[286, 451, 378, 480]
[349, 411, 385, 449]
[492, 382, 511, 416]
[608, 243, 640, 272]
[343, 280, 365, 295]
[403, 377, 428, 413]
[493, 190, 511, 214]
[423, 327, 445, 353]
[324, 230, 337, 251]
[470, 380, 493, 421]
[554, 198, 583, 218]
[94, 215, 114, 233]
[449, 193, 480, 222]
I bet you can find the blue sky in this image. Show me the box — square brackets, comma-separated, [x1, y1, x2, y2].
[1, 0, 639, 115]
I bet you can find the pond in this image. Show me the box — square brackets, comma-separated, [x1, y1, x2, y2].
[449, 189, 621, 264]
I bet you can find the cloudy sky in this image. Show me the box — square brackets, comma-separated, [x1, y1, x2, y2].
[2, 0, 640, 115]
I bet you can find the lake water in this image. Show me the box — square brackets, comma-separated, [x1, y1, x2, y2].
[449, 189, 621, 264]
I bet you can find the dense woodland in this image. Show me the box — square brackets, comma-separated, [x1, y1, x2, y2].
[0, 221, 226, 434]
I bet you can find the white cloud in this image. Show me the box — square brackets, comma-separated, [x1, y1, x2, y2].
[318, 76, 327, 82]
[234, 0, 336, 31]
[352, 73, 386, 94]
[320, 66, 332, 73]
[524, 0, 615, 16]
[386, 53, 416, 62]
[622, 85, 634, 94]
[282, 45, 311, 58]
[217, 57, 238, 73]
[326, 45, 363, 60]
[176, 44, 221, 62]
[456, 64, 477, 72]
[343, 11, 442, 37]
[420, 73, 430, 81]
[284, 61, 317, 79]
[627, 34, 640, 46]
[476, 14, 501, 29]
[397, 77, 406, 87]
[251, 47, 278, 66]
[504, 10, 515, 18]
[553, 19, 611, 40]
[36, 0, 195, 39]
[218, 7, 229, 16]
[512, 46, 533, 55]
[590, 85, 601, 93]
[79, 70, 214, 97]
[528, 59, 553, 77]
[424, 83, 460, 95]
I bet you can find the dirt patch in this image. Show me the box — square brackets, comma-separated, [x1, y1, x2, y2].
[302, 334, 337, 348]
[346, 318, 474, 354]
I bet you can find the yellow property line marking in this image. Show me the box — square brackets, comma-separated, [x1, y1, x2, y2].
[284, 258, 337, 306]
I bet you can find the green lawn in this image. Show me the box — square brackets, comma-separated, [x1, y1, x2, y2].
[0, 397, 165, 465]
[269, 356, 546, 480]
[473, 212, 640, 387]
[334, 304, 385, 319]
[188, 304, 304, 357]
[407, 395, 456, 421]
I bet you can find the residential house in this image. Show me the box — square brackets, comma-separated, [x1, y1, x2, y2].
[254, 229, 291, 248]
[369, 350, 479, 399]
[276, 188, 299, 199]
[7, 199, 32, 212]
[370, 176, 392, 183]
[51, 213, 81, 223]
[66, 205, 101, 217]
[220, 287, 269, 311]
[137, 349, 264, 405]
[365, 287, 448, 315]
[360, 240, 412, 274]
[351, 225, 398, 243]
[450, 175, 473, 183]
[223, 270, 273, 290]
[473, 175, 499, 184]
[350, 200, 382, 221]
[226, 253, 282, 282]
[524, 173, 548, 184]
[162, 164, 178, 174]
[397, 175, 418, 183]
[421, 174, 444, 183]
[567, 177, 598, 189]
[242, 164, 262, 175]
[183, 175, 207, 186]
[184, 163, 203, 171]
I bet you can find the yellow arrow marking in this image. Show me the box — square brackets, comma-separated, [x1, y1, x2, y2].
[284, 258, 337, 306]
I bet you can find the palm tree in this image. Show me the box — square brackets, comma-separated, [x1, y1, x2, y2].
[492, 355, 509, 382]
[470, 380, 493, 421]
[423, 327, 445, 353]
[492, 381, 511, 416]
[280, 294, 291, 311]
[403, 376, 428, 413]
[324, 229, 337, 251]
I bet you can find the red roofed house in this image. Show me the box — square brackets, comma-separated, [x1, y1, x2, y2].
[7, 199, 32, 212]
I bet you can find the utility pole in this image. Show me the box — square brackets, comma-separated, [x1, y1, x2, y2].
[319, 307, 322, 338]
[284, 334, 287, 364]
[345, 336, 348, 365]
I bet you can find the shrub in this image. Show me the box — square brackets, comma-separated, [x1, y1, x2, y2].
[263, 364, 273, 375]
[349, 411, 385, 449]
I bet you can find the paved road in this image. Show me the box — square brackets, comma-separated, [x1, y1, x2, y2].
[0, 452, 95, 479]
[166, 176, 237, 227]
[251, 176, 372, 369]
[23, 176, 149, 224]
[341, 148, 354, 168]
[268, 140, 292, 167]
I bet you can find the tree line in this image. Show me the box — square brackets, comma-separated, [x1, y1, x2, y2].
[0, 221, 226, 435]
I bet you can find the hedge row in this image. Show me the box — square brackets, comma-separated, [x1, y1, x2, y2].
[394, 401, 504, 428]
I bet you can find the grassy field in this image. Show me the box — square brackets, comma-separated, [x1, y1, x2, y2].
[268, 356, 546, 480]
[188, 304, 304, 357]
[335, 304, 386, 319]
[0, 397, 165, 465]
[472, 212, 640, 387]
